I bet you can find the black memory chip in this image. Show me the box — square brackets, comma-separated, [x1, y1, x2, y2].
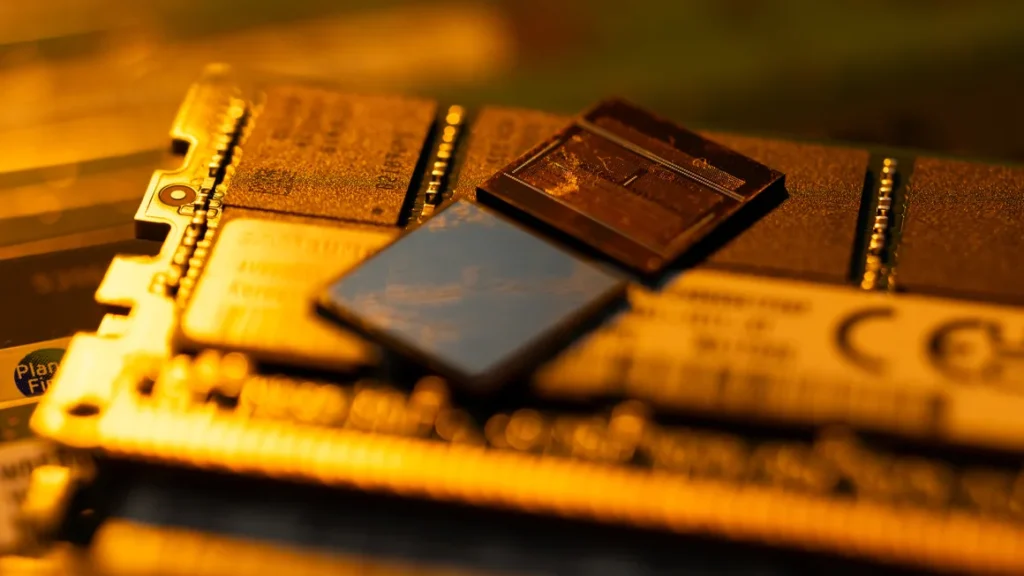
[898, 157, 1024, 305]
[477, 99, 784, 273]
[226, 85, 436, 226]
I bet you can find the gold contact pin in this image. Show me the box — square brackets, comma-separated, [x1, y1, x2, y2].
[860, 158, 901, 290]
[418, 104, 467, 216]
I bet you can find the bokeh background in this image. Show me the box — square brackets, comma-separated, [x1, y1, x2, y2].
[4, 0, 1024, 249]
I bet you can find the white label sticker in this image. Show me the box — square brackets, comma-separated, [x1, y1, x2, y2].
[537, 270, 1024, 449]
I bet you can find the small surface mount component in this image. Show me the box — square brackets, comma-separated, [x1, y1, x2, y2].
[478, 99, 784, 273]
[321, 200, 625, 390]
[19, 66, 1024, 576]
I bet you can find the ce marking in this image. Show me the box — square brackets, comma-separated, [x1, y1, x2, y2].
[928, 318, 1024, 386]
[835, 307, 894, 374]
[836, 307, 1024, 388]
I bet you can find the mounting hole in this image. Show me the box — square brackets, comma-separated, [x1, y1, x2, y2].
[158, 184, 197, 207]
[371, 206, 384, 215]
[171, 138, 192, 156]
[66, 402, 102, 418]
[137, 377, 156, 396]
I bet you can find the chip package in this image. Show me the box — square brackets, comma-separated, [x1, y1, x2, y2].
[226, 85, 436, 226]
[478, 99, 784, 272]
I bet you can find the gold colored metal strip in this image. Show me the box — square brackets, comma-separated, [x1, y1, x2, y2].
[861, 158, 897, 290]
[89, 520, 502, 576]
[418, 105, 465, 221]
[59, 398, 1024, 575]
[167, 101, 248, 304]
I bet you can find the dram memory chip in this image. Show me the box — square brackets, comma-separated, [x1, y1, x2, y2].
[898, 157, 1024, 305]
[695, 133, 870, 284]
[227, 85, 436, 226]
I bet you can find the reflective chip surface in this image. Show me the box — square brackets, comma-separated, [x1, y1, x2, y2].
[320, 200, 626, 389]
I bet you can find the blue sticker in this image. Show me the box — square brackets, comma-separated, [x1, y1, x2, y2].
[323, 200, 624, 386]
[13, 348, 64, 397]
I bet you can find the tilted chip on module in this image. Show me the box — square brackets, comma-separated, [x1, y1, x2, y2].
[477, 99, 785, 273]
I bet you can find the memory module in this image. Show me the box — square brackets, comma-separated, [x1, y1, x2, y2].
[0, 233, 162, 402]
[21, 64, 1024, 574]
